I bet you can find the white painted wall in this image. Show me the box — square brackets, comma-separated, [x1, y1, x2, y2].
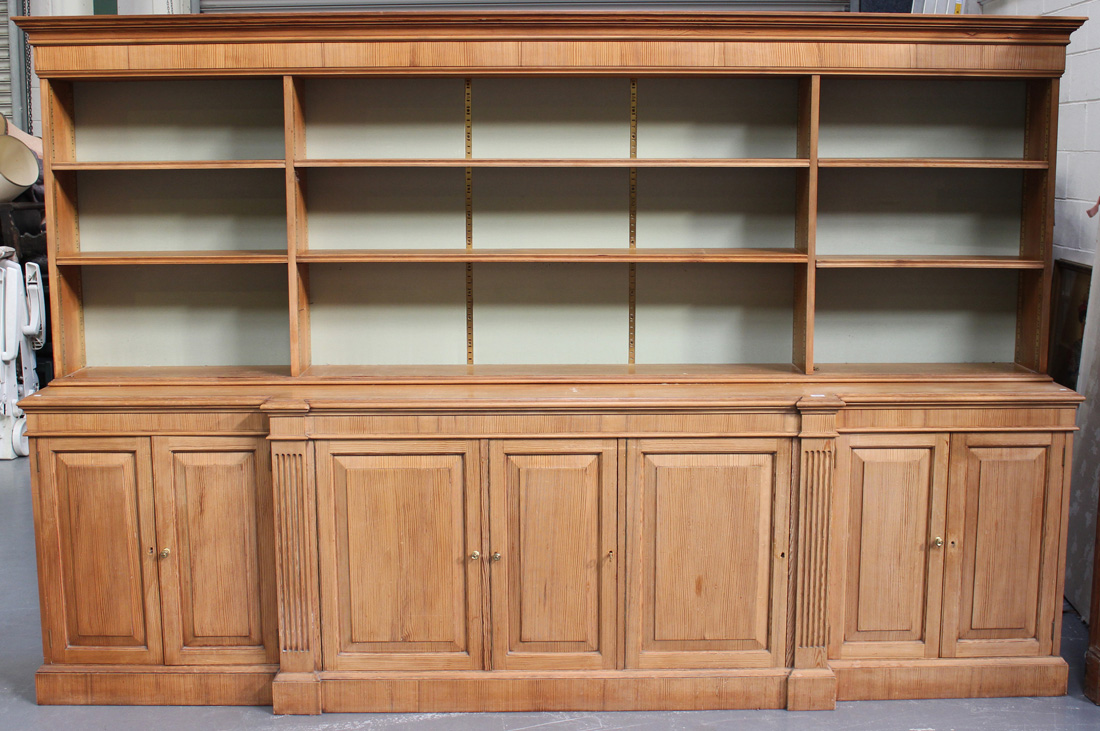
[984, 0, 1100, 621]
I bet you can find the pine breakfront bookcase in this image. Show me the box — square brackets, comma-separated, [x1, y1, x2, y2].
[14, 11, 1087, 714]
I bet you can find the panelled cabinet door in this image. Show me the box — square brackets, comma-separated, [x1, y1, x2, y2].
[316, 440, 484, 671]
[829, 434, 949, 660]
[627, 438, 791, 669]
[151, 436, 277, 665]
[941, 432, 1066, 658]
[488, 440, 618, 670]
[35, 438, 162, 664]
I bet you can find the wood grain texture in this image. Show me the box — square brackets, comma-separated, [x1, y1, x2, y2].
[36, 665, 276, 706]
[489, 440, 618, 670]
[941, 432, 1061, 659]
[833, 656, 1068, 700]
[269, 431, 322, 674]
[627, 438, 790, 670]
[318, 669, 789, 712]
[37, 438, 162, 665]
[152, 437, 276, 665]
[829, 434, 949, 661]
[316, 440, 483, 671]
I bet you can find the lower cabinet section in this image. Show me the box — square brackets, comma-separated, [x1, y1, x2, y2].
[831, 432, 1068, 664]
[27, 407, 1076, 712]
[33, 436, 277, 668]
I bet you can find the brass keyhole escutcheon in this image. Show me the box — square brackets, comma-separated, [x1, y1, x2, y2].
[158, 548, 171, 559]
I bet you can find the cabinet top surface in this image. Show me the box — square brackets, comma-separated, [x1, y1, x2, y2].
[19, 376, 1083, 413]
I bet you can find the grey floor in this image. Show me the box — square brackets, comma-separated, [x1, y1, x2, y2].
[3, 461, 1100, 731]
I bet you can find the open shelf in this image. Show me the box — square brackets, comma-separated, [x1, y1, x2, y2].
[818, 158, 1046, 169]
[80, 264, 290, 368]
[814, 269, 1019, 364]
[72, 79, 285, 162]
[635, 77, 799, 159]
[297, 248, 807, 263]
[57, 250, 288, 266]
[304, 167, 466, 250]
[635, 264, 795, 365]
[53, 160, 286, 171]
[816, 255, 1043, 269]
[56, 361, 1049, 386]
[816, 168, 1024, 257]
[636, 168, 798, 250]
[66, 168, 287, 254]
[303, 77, 466, 160]
[295, 158, 810, 168]
[473, 168, 629, 249]
[818, 78, 1027, 159]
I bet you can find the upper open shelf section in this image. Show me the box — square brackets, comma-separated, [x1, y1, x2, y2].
[21, 11, 1082, 380]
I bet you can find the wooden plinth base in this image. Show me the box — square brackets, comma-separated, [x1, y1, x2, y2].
[274, 669, 790, 713]
[36, 664, 277, 706]
[832, 657, 1069, 701]
[787, 668, 837, 710]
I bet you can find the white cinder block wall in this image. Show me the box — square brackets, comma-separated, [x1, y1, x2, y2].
[985, 0, 1100, 621]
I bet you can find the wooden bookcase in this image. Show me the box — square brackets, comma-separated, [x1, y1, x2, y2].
[16, 11, 1086, 714]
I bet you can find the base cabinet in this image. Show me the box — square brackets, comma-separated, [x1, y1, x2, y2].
[832, 432, 1068, 662]
[26, 401, 1078, 712]
[34, 436, 277, 667]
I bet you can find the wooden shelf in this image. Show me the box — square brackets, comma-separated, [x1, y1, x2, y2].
[53, 362, 1053, 386]
[52, 160, 286, 171]
[56, 250, 289, 265]
[816, 255, 1044, 269]
[297, 248, 809, 263]
[296, 158, 810, 168]
[818, 158, 1047, 169]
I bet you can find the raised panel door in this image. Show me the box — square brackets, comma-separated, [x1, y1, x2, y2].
[627, 438, 791, 669]
[317, 440, 484, 670]
[942, 432, 1065, 658]
[36, 438, 162, 664]
[488, 439, 618, 670]
[152, 436, 277, 665]
[829, 434, 949, 660]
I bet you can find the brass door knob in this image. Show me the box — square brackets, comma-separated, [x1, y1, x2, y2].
[469, 551, 481, 561]
[931, 537, 944, 548]
[492, 552, 502, 562]
[158, 548, 171, 559]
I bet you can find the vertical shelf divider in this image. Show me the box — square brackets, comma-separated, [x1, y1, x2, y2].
[42, 79, 85, 377]
[285, 76, 310, 376]
[1017, 78, 1058, 374]
[794, 75, 820, 375]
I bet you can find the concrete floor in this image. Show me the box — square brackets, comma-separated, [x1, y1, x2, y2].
[3, 460, 1100, 731]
